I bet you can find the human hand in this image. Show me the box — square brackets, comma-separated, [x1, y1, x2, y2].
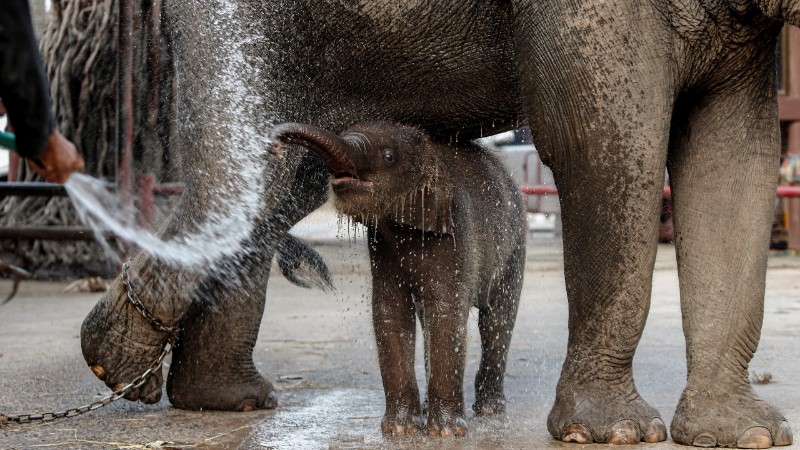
[28, 130, 84, 183]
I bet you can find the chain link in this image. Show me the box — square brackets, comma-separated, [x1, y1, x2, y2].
[1, 262, 179, 427]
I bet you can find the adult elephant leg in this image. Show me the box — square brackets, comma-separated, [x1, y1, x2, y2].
[167, 153, 328, 410]
[541, 129, 668, 445]
[516, 2, 671, 443]
[668, 77, 792, 447]
[81, 0, 308, 405]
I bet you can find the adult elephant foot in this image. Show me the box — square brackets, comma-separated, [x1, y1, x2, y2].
[166, 346, 277, 411]
[547, 380, 667, 445]
[671, 386, 792, 448]
[81, 259, 185, 403]
[426, 401, 468, 438]
[165, 254, 277, 412]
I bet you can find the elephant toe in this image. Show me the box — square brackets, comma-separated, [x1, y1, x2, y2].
[693, 432, 718, 447]
[737, 427, 772, 449]
[609, 420, 642, 445]
[644, 418, 668, 443]
[237, 390, 278, 412]
[775, 421, 793, 446]
[561, 423, 593, 444]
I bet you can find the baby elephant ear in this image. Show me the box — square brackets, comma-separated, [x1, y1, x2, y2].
[398, 185, 455, 234]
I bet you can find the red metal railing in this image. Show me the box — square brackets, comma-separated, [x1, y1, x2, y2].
[520, 185, 800, 198]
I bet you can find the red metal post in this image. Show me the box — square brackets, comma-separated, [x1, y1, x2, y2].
[136, 173, 155, 229]
[7, 153, 19, 182]
[118, 0, 135, 221]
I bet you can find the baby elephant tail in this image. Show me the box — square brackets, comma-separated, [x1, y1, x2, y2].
[277, 234, 334, 292]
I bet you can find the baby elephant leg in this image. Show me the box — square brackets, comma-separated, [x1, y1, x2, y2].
[422, 282, 471, 438]
[372, 274, 423, 436]
[474, 264, 523, 415]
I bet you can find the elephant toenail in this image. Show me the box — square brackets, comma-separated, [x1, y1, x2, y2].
[562, 424, 593, 444]
[692, 432, 718, 447]
[112, 382, 127, 392]
[644, 418, 668, 443]
[737, 427, 772, 449]
[774, 421, 793, 446]
[90, 365, 106, 380]
[239, 399, 257, 411]
[264, 390, 278, 409]
[609, 420, 640, 445]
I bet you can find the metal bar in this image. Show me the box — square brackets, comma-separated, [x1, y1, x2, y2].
[519, 185, 800, 198]
[778, 186, 800, 197]
[0, 227, 98, 241]
[0, 182, 68, 197]
[520, 185, 558, 196]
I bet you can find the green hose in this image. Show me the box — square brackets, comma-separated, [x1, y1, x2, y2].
[0, 131, 45, 169]
[0, 131, 16, 151]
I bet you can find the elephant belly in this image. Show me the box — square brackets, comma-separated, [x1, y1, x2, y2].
[261, 1, 522, 138]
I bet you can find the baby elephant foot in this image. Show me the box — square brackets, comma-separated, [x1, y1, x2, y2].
[473, 393, 506, 415]
[671, 386, 793, 448]
[381, 409, 424, 436]
[548, 382, 666, 444]
[426, 400, 468, 438]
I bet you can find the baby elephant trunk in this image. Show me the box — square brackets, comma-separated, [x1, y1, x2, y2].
[269, 123, 358, 178]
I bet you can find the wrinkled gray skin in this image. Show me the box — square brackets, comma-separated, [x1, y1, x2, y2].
[271, 122, 526, 437]
[81, 1, 796, 447]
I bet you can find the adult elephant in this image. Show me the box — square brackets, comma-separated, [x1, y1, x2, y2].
[81, 1, 794, 447]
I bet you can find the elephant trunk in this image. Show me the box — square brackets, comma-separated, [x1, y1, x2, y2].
[270, 123, 358, 178]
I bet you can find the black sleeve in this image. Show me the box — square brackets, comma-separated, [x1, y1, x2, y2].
[0, 0, 56, 159]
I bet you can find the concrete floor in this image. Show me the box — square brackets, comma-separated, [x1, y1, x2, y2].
[1, 236, 799, 449]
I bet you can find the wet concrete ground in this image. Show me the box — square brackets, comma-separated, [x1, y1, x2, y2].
[1, 234, 799, 449]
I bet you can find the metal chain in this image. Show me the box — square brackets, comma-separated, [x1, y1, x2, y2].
[1, 335, 176, 426]
[1, 262, 180, 427]
[121, 261, 178, 334]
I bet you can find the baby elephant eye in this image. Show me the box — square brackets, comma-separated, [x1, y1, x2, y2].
[383, 150, 395, 164]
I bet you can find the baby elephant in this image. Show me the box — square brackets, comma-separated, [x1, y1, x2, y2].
[270, 122, 526, 438]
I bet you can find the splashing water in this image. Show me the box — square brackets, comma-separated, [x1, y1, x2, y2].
[66, 172, 255, 270]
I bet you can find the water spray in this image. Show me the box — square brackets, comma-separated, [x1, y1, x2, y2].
[0, 130, 259, 272]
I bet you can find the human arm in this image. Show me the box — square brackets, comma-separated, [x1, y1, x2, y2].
[0, 0, 84, 183]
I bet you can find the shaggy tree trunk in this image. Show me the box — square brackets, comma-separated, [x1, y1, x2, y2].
[0, 0, 178, 278]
